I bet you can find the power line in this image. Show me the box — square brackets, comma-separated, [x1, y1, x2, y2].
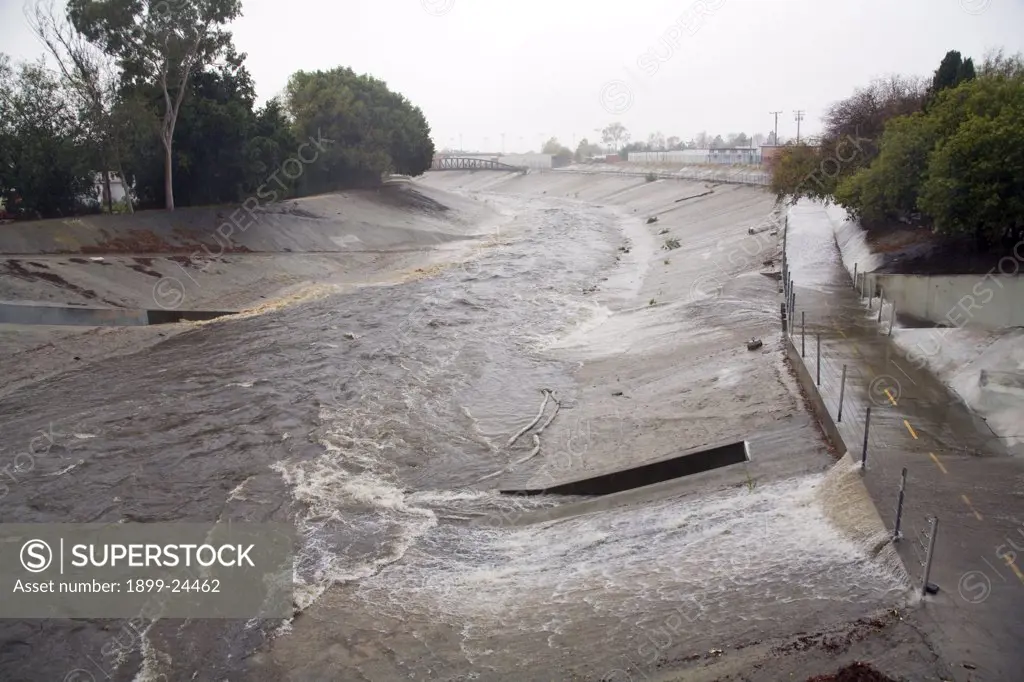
[794, 110, 805, 144]
[769, 111, 782, 145]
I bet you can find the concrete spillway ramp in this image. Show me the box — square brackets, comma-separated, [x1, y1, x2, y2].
[500, 440, 750, 496]
[0, 301, 233, 326]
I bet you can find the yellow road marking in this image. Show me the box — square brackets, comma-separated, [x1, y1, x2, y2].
[904, 420, 918, 439]
[1007, 558, 1024, 585]
[960, 494, 983, 521]
[884, 388, 898, 406]
[929, 452, 948, 474]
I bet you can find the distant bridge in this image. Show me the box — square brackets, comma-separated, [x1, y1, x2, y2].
[430, 156, 526, 172]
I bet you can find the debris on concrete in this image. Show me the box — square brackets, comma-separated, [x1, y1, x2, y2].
[806, 662, 899, 681]
[747, 338, 763, 351]
[646, 216, 658, 224]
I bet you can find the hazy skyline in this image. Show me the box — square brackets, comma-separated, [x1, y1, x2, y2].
[2, 0, 1022, 152]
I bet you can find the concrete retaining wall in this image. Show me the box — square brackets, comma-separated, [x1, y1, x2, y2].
[784, 334, 848, 456]
[862, 272, 1024, 329]
[500, 440, 749, 496]
[0, 302, 231, 327]
[0, 302, 147, 326]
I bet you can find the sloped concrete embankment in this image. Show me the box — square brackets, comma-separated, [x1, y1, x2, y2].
[823, 201, 1024, 455]
[0, 182, 497, 313]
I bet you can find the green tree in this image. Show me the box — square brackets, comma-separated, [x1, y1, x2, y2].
[112, 47, 289, 209]
[541, 137, 561, 154]
[27, 0, 135, 213]
[574, 137, 602, 161]
[621, 141, 649, 156]
[768, 143, 824, 201]
[931, 50, 976, 96]
[0, 56, 96, 218]
[601, 121, 630, 152]
[821, 74, 927, 174]
[918, 94, 1024, 246]
[647, 131, 666, 150]
[726, 132, 750, 147]
[286, 67, 434, 191]
[69, 0, 243, 210]
[541, 137, 573, 166]
[834, 112, 938, 222]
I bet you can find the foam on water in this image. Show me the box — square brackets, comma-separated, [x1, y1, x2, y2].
[354, 472, 909, 637]
[262, 190, 909, 664]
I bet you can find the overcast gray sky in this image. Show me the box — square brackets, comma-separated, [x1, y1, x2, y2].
[2, 0, 1022, 152]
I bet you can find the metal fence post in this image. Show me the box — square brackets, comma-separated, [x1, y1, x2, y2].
[838, 364, 848, 422]
[922, 517, 939, 596]
[861, 405, 871, 468]
[801, 311, 806, 357]
[878, 292, 884, 323]
[889, 302, 897, 337]
[816, 333, 821, 385]
[853, 262, 858, 289]
[893, 467, 907, 541]
[781, 302, 787, 333]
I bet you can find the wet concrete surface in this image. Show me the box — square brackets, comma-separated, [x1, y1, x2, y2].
[0, 178, 933, 681]
[785, 200, 1024, 681]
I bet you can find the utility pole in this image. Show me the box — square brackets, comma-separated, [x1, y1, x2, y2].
[769, 111, 782, 145]
[794, 110, 805, 144]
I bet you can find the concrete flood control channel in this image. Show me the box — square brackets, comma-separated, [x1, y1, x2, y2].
[0, 301, 234, 326]
[0, 179, 937, 680]
[500, 439, 750, 496]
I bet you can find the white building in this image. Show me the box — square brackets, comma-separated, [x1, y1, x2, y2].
[627, 148, 762, 166]
[93, 172, 130, 204]
[496, 153, 553, 169]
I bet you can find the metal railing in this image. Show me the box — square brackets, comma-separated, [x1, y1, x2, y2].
[781, 215, 940, 598]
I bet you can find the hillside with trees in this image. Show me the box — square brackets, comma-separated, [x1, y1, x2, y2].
[0, 0, 435, 219]
[771, 50, 1024, 253]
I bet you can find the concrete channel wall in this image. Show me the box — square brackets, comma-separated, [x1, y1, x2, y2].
[862, 273, 1024, 329]
[784, 334, 848, 456]
[500, 440, 750, 496]
[0, 302, 231, 327]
